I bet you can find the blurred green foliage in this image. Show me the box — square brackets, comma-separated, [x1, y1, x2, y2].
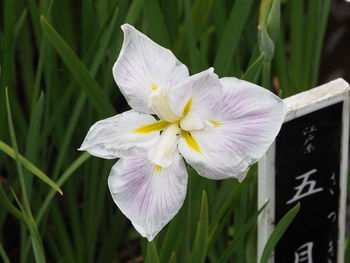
[0, 0, 339, 262]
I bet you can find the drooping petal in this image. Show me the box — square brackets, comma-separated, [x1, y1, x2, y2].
[79, 110, 161, 159]
[108, 153, 187, 241]
[113, 24, 189, 114]
[178, 77, 285, 180]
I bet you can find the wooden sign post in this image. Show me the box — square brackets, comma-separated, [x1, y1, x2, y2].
[258, 78, 350, 263]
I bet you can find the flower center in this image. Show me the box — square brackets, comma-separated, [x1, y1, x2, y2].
[146, 86, 207, 167]
[149, 88, 181, 122]
[148, 123, 181, 167]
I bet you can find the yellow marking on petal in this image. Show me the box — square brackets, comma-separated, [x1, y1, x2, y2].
[151, 83, 158, 90]
[182, 131, 201, 153]
[211, 121, 223, 127]
[154, 165, 163, 173]
[133, 120, 170, 134]
[182, 97, 192, 116]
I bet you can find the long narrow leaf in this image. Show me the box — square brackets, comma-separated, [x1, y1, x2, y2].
[214, 0, 254, 76]
[36, 152, 91, 223]
[5, 88, 46, 263]
[242, 53, 264, 82]
[40, 16, 115, 117]
[259, 203, 301, 263]
[0, 140, 62, 195]
[191, 191, 209, 263]
[218, 201, 268, 263]
[0, 242, 11, 263]
[146, 242, 160, 263]
[143, 0, 170, 48]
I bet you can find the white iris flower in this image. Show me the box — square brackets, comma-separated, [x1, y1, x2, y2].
[79, 24, 285, 241]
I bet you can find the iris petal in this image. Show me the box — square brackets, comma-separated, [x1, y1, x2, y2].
[108, 153, 188, 241]
[179, 77, 284, 180]
[113, 24, 189, 114]
[79, 110, 159, 159]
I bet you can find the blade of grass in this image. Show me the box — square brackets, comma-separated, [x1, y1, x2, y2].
[259, 203, 301, 263]
[0, 183, 24, 222]
[143, 0, 170, 48]
[242, 53, 264, 83]
[274, 22, 289, 97]
[345, 236, 350, 263]
[0, 242, 11, 263]
[182, 164, 193, 262]
[168, 252, 176, 263]
[208, 168, 256, 248]
[125, 0, 144, 24]
[218, 201, 268, 263]
[159, 211, 183, 262]
[184, 0, 200, 73]
[191, 191, 208, 263]
[51, 202, 77, 262]
[6, 88, 46, 262]
[214, 0, 254, 76]
[40, 16, 115, 117]
[14, 8, 27, 38]
[309, 0, 331, 89]
[289, 0, 303, 94]
[0, 140, 62, 195]
[301, 0, 319, 92]
[146, 241, 160, 263]
[36, 152, 91, 224]
[24, 92, 45, 198]
[209, 167, 255, 233]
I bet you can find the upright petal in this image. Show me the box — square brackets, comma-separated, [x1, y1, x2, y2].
[113, 24, 189, 114]
[79, 110, 160, 159]
[179, 77, 285, 180]
[167, 68, 222, 123]
[108, 153, 187, 241]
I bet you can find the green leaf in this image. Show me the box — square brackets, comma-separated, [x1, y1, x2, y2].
[36, 152, 91, 223]
[0, 183, 24, 222]
[40, 16, 115, 117]
[184, 0, 200, 72]
[146, 241, 160, 263]
[192, 190, 209, 263]
[14, 8, 27, 39]
[259, 25, 275, 62]
[209, 167, 255, 237]
[5, 88, 46, 263]
[24, 92, 45, 196]
[213, 0, 254, 76]
[258, 0, 280, 62]
[218, 201, 268, 263]
[242, 53, 264, 82]
[0, 140, 63, 195]
[259, 203, 301, 263]
[345, 236, 350, 263]
[0, 242, 11, 263]
[143, 0, 170, 48]
[168, 251, 177, 263]
[159, 212, 183, 262]
[266, 0, 280, 43]
[125, 0, 144, 25]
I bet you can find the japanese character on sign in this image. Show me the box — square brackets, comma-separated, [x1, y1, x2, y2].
[294, 242, 314, 263]
[303, 125, 317, 154]
[286, 169, 323, 204]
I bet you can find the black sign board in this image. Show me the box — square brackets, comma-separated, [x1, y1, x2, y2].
[258, 79, 349, 263]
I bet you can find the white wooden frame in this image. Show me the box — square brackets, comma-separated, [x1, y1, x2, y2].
[258, 78, 350, 263]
